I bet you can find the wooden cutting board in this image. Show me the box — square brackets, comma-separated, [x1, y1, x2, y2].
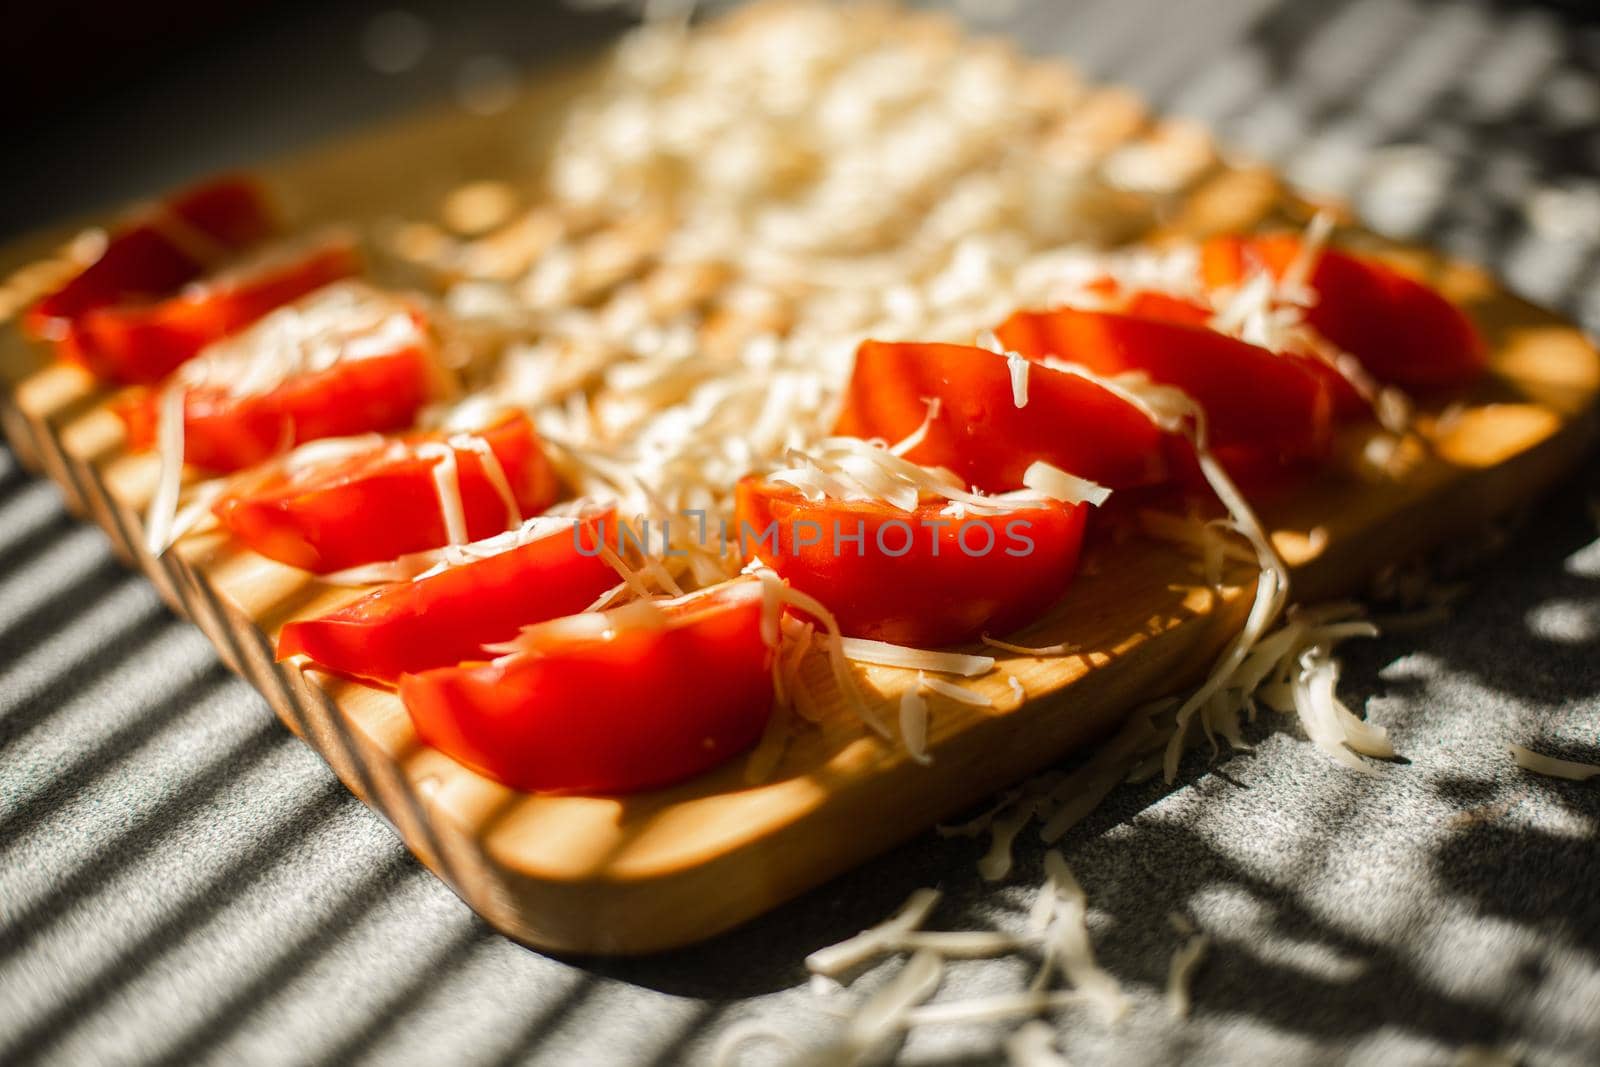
[1, 49, 1596, 954]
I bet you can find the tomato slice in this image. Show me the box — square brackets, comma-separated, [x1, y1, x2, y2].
[25, 175, 275, 343]
[400, 579, 775, 795]
[1201, 234, 1487, 390]
[736, 477, 1087, 647]
[994, 306, 1334, 466]
[117, 283, 440, 472]
[277, 511, 616, 682]
[62, 237, 361, 385]
[215, 412, 560, 573]
[835, 340, 1168, 492]
[1080, 276, 1215, 329]
[1121, 290, 1213, 327]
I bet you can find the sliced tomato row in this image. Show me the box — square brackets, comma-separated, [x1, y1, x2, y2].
[61, 236, 363, 385]
[34, 207, 1481, 797]
[218, 411, 561, 573]
[116, 284, 441, 472]
[837, 339, 1170, 492]
[1201, 234, 1487, 390]
[735, 478, 1088, 648]
[400, 578, 775, 795]
[23, 176, 374, 386]
[290, 232, 1487, 796]
[278, 509, 616, 683]
[25, 175, 276, 347]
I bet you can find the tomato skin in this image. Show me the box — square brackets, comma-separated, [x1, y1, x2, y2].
[25, 175, 275, 343]
[735, 478, 1086, 646]
[400, 580, 775, 795]
[216, 413, 560, 573]
[1201, 234, 1487, 390]
[994, 306, 1334, 465]
[277, 512, 616, 683]
[119, 346, 435, 473]
[64, 239, 361, 385]
[1121, 290, 1213, 328]
[835, 340, 1168, 493]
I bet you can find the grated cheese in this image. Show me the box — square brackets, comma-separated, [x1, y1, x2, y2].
[450, 431, 523, 527]
[887, 397, 942, 456]
[844, 950, 944, 1052]
[1166, 932, 1210, 1019]
[1021, 460, 1112, 508]
[1003, 1020, 1072, 1066]
[1028, 851, 1129, 1024]
[1508, 744, 1600, 781]
[983, 634, 1077, 656]
[414, 442, 470, 546]
[707, 1021, 795, 1067]
[978, 798, 1035, 882]
[841, 636, 995, 677]
[919, 672, 993, 708]
[805, 887, 941, 978]
[978, 328, 1031, 409]
[144, 386, 188, 557]
[900, 686, 932, 764]
[906, 991, 1085, 1027]
[756, 569, 891, 740]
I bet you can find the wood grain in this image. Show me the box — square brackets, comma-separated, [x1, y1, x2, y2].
[1, 50, 1596, 954]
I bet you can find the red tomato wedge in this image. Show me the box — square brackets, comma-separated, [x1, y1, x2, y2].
[735, 478, 1087, 646]
[400, 579, 775, 795]
[62, 236, 362, 385]
[994, 306, 1334, 466]
[835, 340, 1168, 492]
[1083, 275, 1214, 329]
[277, 511, 617, 683]
[215, 412, 560, 574]
[1120, 290, 1213, 328]
[118, 283, 440, 472]
[1201, 234, 1487, 390]
[25, 175, 275, 344]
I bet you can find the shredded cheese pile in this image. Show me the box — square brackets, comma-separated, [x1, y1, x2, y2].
[114, 4, 1498, 1062]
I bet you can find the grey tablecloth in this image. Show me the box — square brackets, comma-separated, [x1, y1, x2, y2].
[3, 1, 1600, 1064]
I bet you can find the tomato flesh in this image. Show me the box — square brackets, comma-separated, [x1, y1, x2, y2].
[64, 238, 361, 385]
[277, 511, 616, 682]
[835, 340, 1168, 492]
[25, 175, 275, 346]
[118, 284, 440, 473]
[119, 348, 434, 473]
[1201, 234, 1487, 390]
[736, 477, 1087, 646]
[400, 579, 775, 795]
[216, 412, 560, 573]
[994, 306, 1334, 466]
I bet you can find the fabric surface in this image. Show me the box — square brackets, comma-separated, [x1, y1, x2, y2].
[3, 1, 1599, 1064]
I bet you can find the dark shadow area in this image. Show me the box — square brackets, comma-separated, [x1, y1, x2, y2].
[0, 540, 127, 652]
[0, 497, 74, 580]
[0, 777, 348, 1064]
[0, 0, 631, 243]
[0, 446, 25, 492]
[0, 591, 172, 757]
[0, 719, 298, 967]
[1342, 463, 1600, 708]
[0, 661, 235, 845]
[149, 850, 418, 1067]
[311, 922, 497, 1067]
[486, 975, 600, 1067]
[1435, 817, 1600, 957]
